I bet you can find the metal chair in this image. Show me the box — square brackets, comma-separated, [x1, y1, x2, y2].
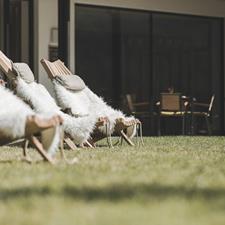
[191, 95, 215, 135]
[157, 93, 188, 135]
[125, 94, 150, 118]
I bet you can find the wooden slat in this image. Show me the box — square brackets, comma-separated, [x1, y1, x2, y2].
[41, 58, 73, 79]
[40, 59, 56, 79]
[0, 50, 13, 74]
[55, 61, 64, 75]
[58, 60, 72, 75]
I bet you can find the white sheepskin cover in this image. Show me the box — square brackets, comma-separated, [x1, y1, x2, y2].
[0, 85, 61, 156]
[53, 81, 137, 137]
[0, 85, 33, 140]
[16, 78, 96, 145]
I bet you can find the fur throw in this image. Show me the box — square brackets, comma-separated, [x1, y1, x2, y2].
[53, 81, 136, 137]
[0, 85, 33, 140]
[16, 78, 96, 144]
[0, 85, 61, 156]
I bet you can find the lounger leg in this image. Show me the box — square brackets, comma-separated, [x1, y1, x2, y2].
[120, 130, 135, 146]
[30, 136, 55, 164]
[139, 122, 144, 146]
[87, 138, 97, 147]
[106, 122, 113, 148]
[85, 140, 94, 148]
[120, 136, 123, 146]
[135, 123, 139, 146]
[22, 139, 32, 163]
[64, 137, 77, 150]
[60, 136, 78, 164]
[23, 139, 29, 157]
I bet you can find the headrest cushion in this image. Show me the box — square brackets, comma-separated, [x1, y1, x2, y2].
[12, 63, 35, 83]
[55, 74, 85, 91]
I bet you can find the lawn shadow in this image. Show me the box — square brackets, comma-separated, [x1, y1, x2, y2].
[1, 183, 225, 202]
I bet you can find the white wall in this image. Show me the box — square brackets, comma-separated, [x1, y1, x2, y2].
[35, 0, 58, 96]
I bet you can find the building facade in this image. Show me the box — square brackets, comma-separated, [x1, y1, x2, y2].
[0, 0, 225, 135]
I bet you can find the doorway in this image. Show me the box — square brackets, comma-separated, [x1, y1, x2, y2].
[3, 0, 34, 69]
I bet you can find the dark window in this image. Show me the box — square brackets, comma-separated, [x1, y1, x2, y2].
[0, 0, 4, 49]
[75, 4, 223, 135]
[76, 6, 114, 102]
[152, 14, 223, 134]
[3, 0, 33, 69]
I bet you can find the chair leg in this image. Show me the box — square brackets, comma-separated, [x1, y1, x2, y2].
[205, 116, 212, 135]
[157, 115, 161, 136]
[182, 114, 186, 135]
[191, 114, 195, 135]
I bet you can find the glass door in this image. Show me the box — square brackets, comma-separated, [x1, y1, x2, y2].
[70, 3, 223, 135]
[152, 13, 223, 134]
[75, 5, 152, 107]
[3, 0, 33, 68]
[0, 0, 4, 50]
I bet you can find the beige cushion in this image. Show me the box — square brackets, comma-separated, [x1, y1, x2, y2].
[55, 74, 85, 91]
[12, 63, 35, 83]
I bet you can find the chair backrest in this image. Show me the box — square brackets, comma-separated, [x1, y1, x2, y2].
[125, 94, 135, 113]
[41, 58, 72, 79]
[160, 93, 182, 111]
[208, 94, 215, 114]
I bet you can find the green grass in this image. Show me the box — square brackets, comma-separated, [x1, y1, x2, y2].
[0, 136, 225, 225]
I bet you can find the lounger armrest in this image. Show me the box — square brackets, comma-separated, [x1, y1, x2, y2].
[133, 102, 150, 107]
[193, 103, 209, 107]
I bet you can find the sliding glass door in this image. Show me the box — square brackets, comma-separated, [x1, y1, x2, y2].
[0, 0, 4, 50]
[75, 4, 223, 135]
[75, 5, 152, 106]
[152, 14, 223, 133]
[76, 6, 115, 102]
[119, 10, 151, 104]
[3, 0, 33, 69]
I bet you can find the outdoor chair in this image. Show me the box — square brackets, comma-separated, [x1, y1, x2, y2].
[125, 94, 150, 118]
[191, 95, 215, 135]
[0, 85, 63, 164]
[157, 93, 188, 135]
[0, 50, 97, 150]
[41, 58, 143, 146]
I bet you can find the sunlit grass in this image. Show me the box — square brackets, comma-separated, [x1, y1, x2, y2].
[0, 136, 225, 225]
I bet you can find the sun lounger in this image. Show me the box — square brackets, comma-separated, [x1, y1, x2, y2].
[41, 59, 143, 146]
[0, 85, 62, 164]
[0, 50, 98, 150]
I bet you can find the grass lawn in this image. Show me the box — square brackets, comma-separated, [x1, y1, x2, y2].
[0, 136, 225, 225]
